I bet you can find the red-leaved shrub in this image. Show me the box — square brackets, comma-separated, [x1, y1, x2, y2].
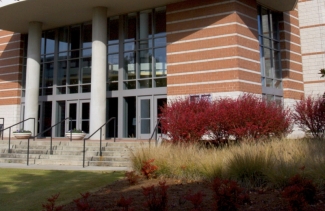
[116, 195, 134, 211]
[184, 191, 206, 211]
[73, 192, 95, 211]
[211, 94, 292, 141]
[292, 95, 325, 138]
[42, 193, 64, 211]
[212, 178, 250, 211]
[142, 181, 168, 211]
[160, 97, 212, 143]
[125, 171, 140, 185]
[160, 94, 292, 143]
[141, 159, 158, 179]
[282, 174, 317, 211]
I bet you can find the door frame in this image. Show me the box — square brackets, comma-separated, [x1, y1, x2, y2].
[137, 95, 167, 139]
[65, 100, 90, 135]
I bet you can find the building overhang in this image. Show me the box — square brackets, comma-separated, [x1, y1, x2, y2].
[0, 0, 185, 33]
[0, 0, 298, 33]
[257, 0, 298, 12]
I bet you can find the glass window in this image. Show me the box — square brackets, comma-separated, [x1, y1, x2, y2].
[258, 6, 282, 100]
[58, 27, 68, 52]
[45, 31, 55, 54]
[82, 24, 92, 49]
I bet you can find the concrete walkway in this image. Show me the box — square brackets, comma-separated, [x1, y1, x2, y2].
[0, 163, 130, 171]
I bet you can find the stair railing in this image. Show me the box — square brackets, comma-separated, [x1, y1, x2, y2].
[0, 118, 35, 153]
[149, 118, 163, 147]
[0, 118, 4, 140]
[26, 117, 72, 166]
[82, 117, 116, 168]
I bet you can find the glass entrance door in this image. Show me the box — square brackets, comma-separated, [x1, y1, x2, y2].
[66, 100, 90, 134]
[137, 95, 166, 139]
[138, 96, 152, 139]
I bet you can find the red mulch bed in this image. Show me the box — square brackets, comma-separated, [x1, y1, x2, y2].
[60, 177, 325, 211]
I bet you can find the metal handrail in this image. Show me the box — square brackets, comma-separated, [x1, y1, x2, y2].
[0, 118, 35, 153]
[82, 117, 116, 168]
[149, 118, 163, 147]
[26, 117, 72, 166]
[0, 118, 4, 140]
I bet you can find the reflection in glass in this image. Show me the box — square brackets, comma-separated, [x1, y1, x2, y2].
[108, 54, 119, 88]
[45, 31, 55, 54]
[139, 49, 152, 78]
[139, 79, 152, 88]
[125, 13, 136, 42]
[58, 27, 68, 52]
[155, 7, 166, 36]
[82, 24, 92, 49]
[155, 78, 167, 87]
[82, 58, 91, 84]
[140, 11, 152, 40]
[69, 59, 79, 85]
[44, 62, 53, 87]
[154, 48, 166, 77]
[70, 26, 80, 50]
[124, 52, 136, 79]
[108, 17, 119, 45]
[124, 81, 136, 89]
[57, 61, 67, 86]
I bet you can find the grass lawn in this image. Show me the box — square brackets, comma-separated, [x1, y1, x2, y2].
[0, 168, 123, 211]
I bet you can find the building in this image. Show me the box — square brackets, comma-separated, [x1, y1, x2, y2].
[0, 0, 321, 139]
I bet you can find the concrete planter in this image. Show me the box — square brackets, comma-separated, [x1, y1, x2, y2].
[65, 132, 86, 140]
[13, 132, 32, 139]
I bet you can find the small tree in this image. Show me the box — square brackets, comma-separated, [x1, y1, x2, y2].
[292, 95, 325, 139]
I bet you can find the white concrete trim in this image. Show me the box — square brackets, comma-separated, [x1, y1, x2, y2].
[166, 0, 236, 14]
[0, 96, 20, 99]
[280, 39, 301, 47]
[168, 67, 260, 76]
[0, 80, 19, 84]
[0, 33, 20, 39]
[0, 48, 22, 54]
[282, 78, 304, 84]
[280, 30, 300, 38]
[167, 22, 257, 35]
[281, 49, 301, 56]
[0, 56, 21, 61]
[0, 40, 21, 46]
[167, 44, 259, 55]
[283, 12, 299, 21]
[167, 32, 258, 44]
[281, 59, 302, 65]
[282, 69, 303, 75]
[283, 88, 304, 93]
[0, 88, 21, 92]
[167, 79, 261, 87]
[283, 21, 300, 29]
[0, 72, 20, 76]
[167, 56, 260, 66]
[0, 64, 20, 68]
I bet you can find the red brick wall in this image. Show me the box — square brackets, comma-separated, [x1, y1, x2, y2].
[166, 0, 261, 96]
[0, 30, 23, 105]
[280, 8, 304, 100]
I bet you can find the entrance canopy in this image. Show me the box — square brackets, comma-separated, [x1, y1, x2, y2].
[0, 0, 185, 33]
[0, 0, 299, 33]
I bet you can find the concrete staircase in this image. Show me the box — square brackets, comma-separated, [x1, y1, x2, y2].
[0, 138, 149, 167]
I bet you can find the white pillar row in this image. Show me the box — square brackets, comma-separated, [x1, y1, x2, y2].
[24, 21, 42, 135]
[90, 7, 107, 140]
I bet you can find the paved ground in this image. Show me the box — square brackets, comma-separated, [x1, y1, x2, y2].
[0, 163, 130, 171]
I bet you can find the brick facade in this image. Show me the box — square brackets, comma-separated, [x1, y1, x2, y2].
[166, 0, 262, 96]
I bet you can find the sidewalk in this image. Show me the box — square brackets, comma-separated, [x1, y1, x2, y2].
[0, 163, 130, 171]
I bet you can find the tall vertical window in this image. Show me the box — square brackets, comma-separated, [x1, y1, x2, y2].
[257, 6, 283, 102]
[122, 7, 167, 90]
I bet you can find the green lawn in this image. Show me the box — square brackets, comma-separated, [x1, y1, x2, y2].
[0, 168, 123, 211]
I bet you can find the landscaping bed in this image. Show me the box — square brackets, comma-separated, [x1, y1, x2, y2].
[60, 177, 325, 210]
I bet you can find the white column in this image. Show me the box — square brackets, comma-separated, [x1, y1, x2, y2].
[24, 22, 42, 135]
[90, 7, 107, 140]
